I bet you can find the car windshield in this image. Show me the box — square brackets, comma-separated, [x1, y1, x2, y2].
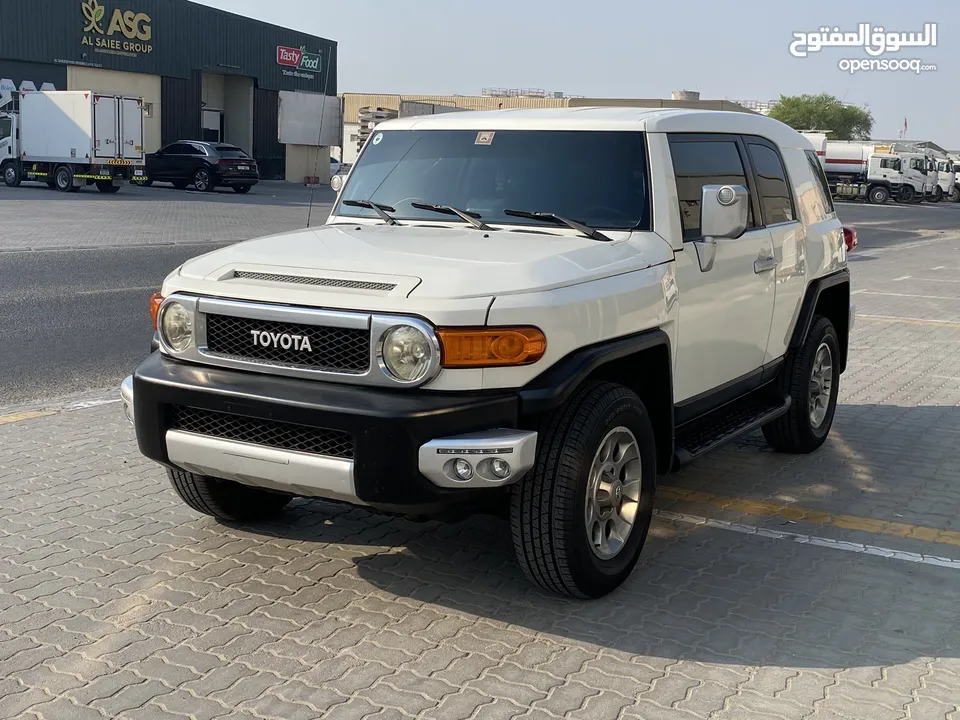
[334, 129, 651, 230]
[215, 146, 250, 158]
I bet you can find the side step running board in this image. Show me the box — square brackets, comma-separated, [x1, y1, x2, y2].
[674, 395, 791, 466]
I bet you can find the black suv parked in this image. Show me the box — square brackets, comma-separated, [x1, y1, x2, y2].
[141, 141, 259, 193]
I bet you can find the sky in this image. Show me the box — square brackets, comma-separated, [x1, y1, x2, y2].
[193, 0, 959, 148]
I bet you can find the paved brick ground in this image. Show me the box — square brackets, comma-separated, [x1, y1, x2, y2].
[3, 212, 960, 718]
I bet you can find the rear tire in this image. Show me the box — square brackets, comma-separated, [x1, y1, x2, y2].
[193, 167, 213, 192]
[233, 184, 251, 193]
[510, 381, 657, 598]
[762, 316, 840, 454]
[167, 469, 292, 522]
[96, 181, 120, 194]
[54, 165, 77, 192]
[2, 162, 20, 188]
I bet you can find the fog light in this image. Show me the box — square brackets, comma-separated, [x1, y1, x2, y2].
[490, 458, 511, 479]
[453, 458, 473, 481]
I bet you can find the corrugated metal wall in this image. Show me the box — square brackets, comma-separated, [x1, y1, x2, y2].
[253, 88, 284, 180]
[160, 72, 201, 145]
[1, 0, 337, 95]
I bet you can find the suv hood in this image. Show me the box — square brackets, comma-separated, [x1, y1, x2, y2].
[176, 223, 673, 299]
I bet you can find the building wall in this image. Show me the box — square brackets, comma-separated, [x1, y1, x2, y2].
[160, 72, 200, 146]
[223, 75, 254, 153]
[201, 73, 226, 110]
[252, 87, 283, 179]
[0, 0, 336, 95]
[66, 66, 162, 152]
[0, 59, 67, 93]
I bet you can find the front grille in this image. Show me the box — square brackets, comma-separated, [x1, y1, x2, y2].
[169, 405, 354, 459]
[233, 271, 397, 292]
[205, 314, 370, 374]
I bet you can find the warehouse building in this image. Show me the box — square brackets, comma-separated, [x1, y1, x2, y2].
[335, 90, 754, 164]
[0, 0, 339, 179]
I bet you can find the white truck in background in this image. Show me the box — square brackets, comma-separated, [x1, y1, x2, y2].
[822, 140, 927, 205]
[0, 90, 146, 193]
[800, 132, 828, 159]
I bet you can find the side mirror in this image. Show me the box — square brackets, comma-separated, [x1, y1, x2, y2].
[330, 174, 343, 192]
[693, 184, 749, 272]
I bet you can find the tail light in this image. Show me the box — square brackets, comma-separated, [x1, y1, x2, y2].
[842, 226, 857, 251]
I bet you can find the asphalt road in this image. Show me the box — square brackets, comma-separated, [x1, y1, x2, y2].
[1, 197, 957, 407]
[0, 243, 234, 405]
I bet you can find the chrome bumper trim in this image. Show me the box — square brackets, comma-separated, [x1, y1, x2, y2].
[121, 375, 134, 425]
[418, 429, 537, 489]
[165, 430, 362, 504]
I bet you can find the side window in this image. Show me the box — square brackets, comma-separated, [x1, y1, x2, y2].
[165, 143, 187, 155]
[880, 158, 899, 170]
[186, 143, 205, 155]
[668, 139, 755, 241]
[804, 150, 835, 215]
[0, 117, 11, 140]
[747, 142, 796, 225]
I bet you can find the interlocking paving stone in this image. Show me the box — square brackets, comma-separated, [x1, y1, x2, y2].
[4, 209, 960, 718]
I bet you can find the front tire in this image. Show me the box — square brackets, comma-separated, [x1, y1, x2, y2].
[233, 184, 252, 193]
[933, 186, 943, 203]
[2, 162, 20, 188]
[763, 316, 840, 454]
[898, 185, 916, 203]
[868, 186, 889, 205]
[950, 187, 960, 203]
[167, 469, 292, 522]
[510, 382, 657, 598]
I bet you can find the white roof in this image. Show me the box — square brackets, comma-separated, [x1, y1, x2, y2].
[376, 107, 811, 150]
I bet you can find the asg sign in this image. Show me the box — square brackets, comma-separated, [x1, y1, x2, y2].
[277, 45, 321, 72]
[81, 0, 153, 56]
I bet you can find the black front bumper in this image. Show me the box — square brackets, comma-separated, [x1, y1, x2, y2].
[133, 353, 519, 512]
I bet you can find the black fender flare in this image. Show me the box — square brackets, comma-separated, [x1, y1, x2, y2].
[518, 328, 672, 415]
[788, 268, 850, 372]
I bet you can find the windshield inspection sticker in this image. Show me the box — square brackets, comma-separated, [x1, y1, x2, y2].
[372, 133, 383, 145]
[475, 131, 495, 145]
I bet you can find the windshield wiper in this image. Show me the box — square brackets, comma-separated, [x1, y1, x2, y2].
[411, 203, 493, 230]
[503, 209, 613, 242]
[342, 199, 401, 225]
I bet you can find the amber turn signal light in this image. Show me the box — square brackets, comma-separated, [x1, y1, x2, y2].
[149, 292, 164, 331]
[437, 327, 546, 368]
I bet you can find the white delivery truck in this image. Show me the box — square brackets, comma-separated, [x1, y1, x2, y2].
[0, 90, 146, 193]
[822, 141, 926, 204]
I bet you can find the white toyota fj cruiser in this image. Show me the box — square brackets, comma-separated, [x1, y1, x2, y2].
[122, 108, 853, 598]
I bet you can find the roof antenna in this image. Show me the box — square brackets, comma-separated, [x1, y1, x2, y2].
[306, 44, 335, 229]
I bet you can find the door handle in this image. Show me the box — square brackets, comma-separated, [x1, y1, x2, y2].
[754, 255, 777, 273]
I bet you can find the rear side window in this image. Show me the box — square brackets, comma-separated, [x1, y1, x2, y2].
[668, 139, 755, 240]
[804, 150, 835, 215]
[746, 142, 796, 225]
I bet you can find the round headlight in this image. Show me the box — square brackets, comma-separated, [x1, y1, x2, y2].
[160, 301, 193, 352]
[381, 324, 434, 382]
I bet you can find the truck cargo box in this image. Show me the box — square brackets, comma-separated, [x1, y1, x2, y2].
[20, 90, 144, 166]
